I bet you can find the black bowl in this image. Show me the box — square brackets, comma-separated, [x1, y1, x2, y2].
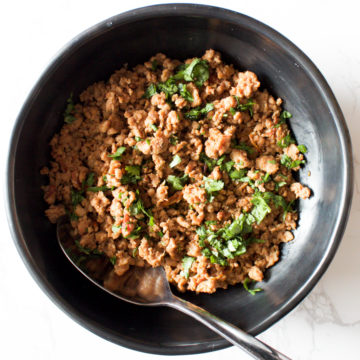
[6, 3, 353, 355]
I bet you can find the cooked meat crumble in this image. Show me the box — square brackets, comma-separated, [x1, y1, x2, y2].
[42, 49, 310, 294]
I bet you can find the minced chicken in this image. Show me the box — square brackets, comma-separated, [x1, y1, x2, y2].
[42, 49, 310, 294]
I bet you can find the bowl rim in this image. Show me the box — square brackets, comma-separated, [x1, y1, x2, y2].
[5, 3, 354, 355]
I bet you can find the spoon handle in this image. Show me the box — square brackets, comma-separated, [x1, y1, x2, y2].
[168, 296, 291, 360]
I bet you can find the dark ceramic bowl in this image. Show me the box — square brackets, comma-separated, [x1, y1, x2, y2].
[6, 3, 353, 355]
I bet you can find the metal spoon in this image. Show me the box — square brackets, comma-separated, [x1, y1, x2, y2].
[57, 216, 291, 360]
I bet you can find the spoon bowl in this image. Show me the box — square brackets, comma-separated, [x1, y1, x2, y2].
[57, 216, 290, 360]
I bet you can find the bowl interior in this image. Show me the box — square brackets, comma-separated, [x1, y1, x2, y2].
[8, 4, 351, 355]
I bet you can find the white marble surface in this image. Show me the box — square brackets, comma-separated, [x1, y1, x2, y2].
[1, 0, 359, 359]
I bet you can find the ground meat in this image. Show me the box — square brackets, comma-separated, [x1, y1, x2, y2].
[42, 50, 310, 294]
[256, 155, 279, 174]
[205, 128, 233, 159]
[290, 182, 311, 199]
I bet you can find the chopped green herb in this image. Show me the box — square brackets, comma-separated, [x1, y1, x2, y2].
[69, 212, 79, 221]
[125, 226, 143, 239]
[151, 59, 158, 71]
[146, 139, 151, 145]
[158, 231, 164, 237]
[280, 154, 305, 169]
[132, 247, 138, 257]
[169, 154, 182, 168]
[196, 213, 256, 266]
[157, 78, 178, 99]
[243, 277, 263, 295]
[148, 215, 155, 228]
[205, 220, 217, 226]
[71, 189, 84, 207]
[268, 160, 277, 165]
[229, 168, 247, 180]
[173, 58, 209, 87]
[108, 147, 126, 160]
[85, 173, 95, 187]
[112, 224, 121, 233]
[64, 93, 76, 124]
[229, 107, 237, 116]
[264, 173, 271, 182]
[110, 256, 117, 265]
[169, 136, 178, 145]
[251, 193, 271, 224]
[167, 174, 189, 190]
[281, 110, 292, 120]
[233, 141, 255, 154]
[180, 256, 195, 279]
[222, 160, 235, 173]
[178, 83, 194, 102]
[239, 176, 256, 189]
[233, 97, 255, 117]
[135, 136, 142, 142]
[121, 165, 142, 184]
[74, 240, 102, 256]
[277, 134, 295, 148]
[298, 144, 308, 154]
[275, 110, 292, 128]
[203, 177, 224, 193]
[263, 192, 287, 210]
[150, 124, 158, 131]
[102, 175, 107, 182]
[184, 103, 214, 120]
[143, 83, 157, 99]
[87, 186, 110, 192]
[200, 153, 217, 171]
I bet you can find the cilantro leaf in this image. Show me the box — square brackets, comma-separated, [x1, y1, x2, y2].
[174, 58, 209, 87]
[64, 93, 76, 124]
[71, 189, 84, 207]
[157, 78, 178, 99]
[232, 141, 255, 154]
[129, 195, 154, 227]
[108, 147, 126, 160]
[221, 160, 235, 173]
[281, 110, 292, 120]
[85, 173, 95, 187]
[275, 110, 292, 128]
[169, 154, 182, 168]
[280, 154, 305, 169]
[167, 174, 189, 190]
[200, 152, 217, 171]
[233, 97, 255, 117]
[151, 60, 158, 71]
[277, 134, 295, 148]
[251, 193, 271, 224]
[229, 168, 247, 180]
[125, 226, 143, 239]
[298, 144, 308, 153]
[184, 103, 214, 120]
[196, 213, 256, 266]
[87, 186, 110, 192]
[110, 256, 117, 265]
[121, 165, 141, 184]
[143, 83, 157, 99]
[169, 136, 178, 145]
[180, 256, 195, 279]
[243, 277, 263, 295]
[203, 177, 224, 193]
[178, 83, 194, 102]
